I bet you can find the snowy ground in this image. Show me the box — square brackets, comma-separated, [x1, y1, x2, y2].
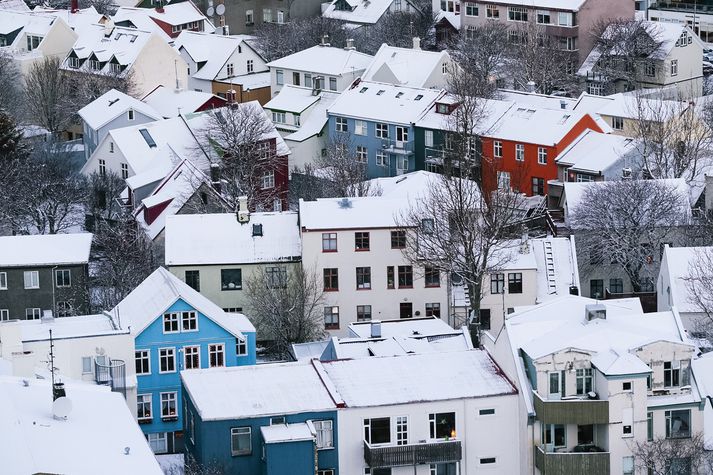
[156, 454, 184, 475]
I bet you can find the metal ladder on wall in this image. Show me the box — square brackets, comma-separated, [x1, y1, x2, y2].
[544, 240, 558, 295]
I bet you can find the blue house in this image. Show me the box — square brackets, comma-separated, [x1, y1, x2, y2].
[326, 81, 443, 178]
[181, 362, 339, 474]
[110, 267, 256, 454]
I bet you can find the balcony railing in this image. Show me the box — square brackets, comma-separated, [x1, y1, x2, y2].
[535, 446, 610, 475]
[533, 391, 609, 425]
[95, 357, 126, 399]
[364, 440, 462, 468]
[380, 139, 414, 155]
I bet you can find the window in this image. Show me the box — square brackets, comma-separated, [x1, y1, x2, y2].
[322, 233, 337, 252]
[185, 270, 200, 291]
[558, 11, 572, 26]
[275, 69, 283, 85]
[479, 309, 491, 330]
[324, 306, 339, 329]
[508, 6, 527, 21]
[587, 82, 603, 96]
[272, 111, 286, 123]
[149, 433, 167, 454]
[479, 408, 496, 416]
[515, 143, 525, 161]
[431, 464, 457, 475]
[184, 346, 200, 369]
[376, 122, 389, 139]
[68, 56, 80, 68]
[163, 313, 179, 333]
[25, 308, 41, 320]
[576, 368, 593, 395]
[0, 272, 6, 289]
[292, 71, 300, 86]
[82, 356, 93, 374]
[0, 309, 8, 321]
[231, 427, 252, 455]
[209, 344, 225, 367]
[425, 266, 440, 287]
[313, 420, 333, 449]
[532, 177, 545, 196]
[226, 63, 234, 76]
[429, 412, 456, 439]
[391, 230, 406, 249]
[159, 348, 176, 373]
[355, 232, 370, 251]
[486, 4, 499, 17]
[424, 130, 434, 147]
[26, 35, 42, 51]
[387, 266, 395, 289]
[261, 171, 275, 189]
[425, 303, 441, 318]
[497, 171, 510, 190]
[317, 471, 335, 475]
[329, 77, 337, 91]
[98, 159, 106, 176]
[304, 73, 312, 88]
[266, 266, 287, 288]
[421, 218, 434, 234]
[671, 59, 678, 76]
[396, 126, 408, 143]
[55, 269, 71, 287]
[493, 140, 502, 158]
[24, 271, 39, 289]
[543, 424, 566, 447]
[537, 147, 547, 165]
[590, 279, 604, 298]
[549, 371, 562, 396]
[324, 268, 339, 291]
[396, 416, 408, 445]
[221, 269, 242, 290]
[262, 8, 272, 22]
[508, 273, 522, 293]
[398, 265, 413, 288]
[356, 146, 368, 163]
[645, 62, 655, 77]
[355, 120, 367, 135]
[364, 417, 391, 444]
[335, 117, 347, 132]
[490, 273, 504, 294]
[236, 338, 247, 356]
[537, 10, 551, 24]
[356, 267, 371, 290]
[465, 2, 477, 16]
[160, 392, 177, 419]
[135, 350, 150, 375]
[647, 411, 653, 441]
[400, 302, 413, 319]
[270, 416, 285, 425]
[137, 394, 152, 421]
[623, 381, 632, 391]
[666, 409, 690, 438]
[664, 361, 681, 387]
[609, 278, 623, 294]
[357, 305, 372, 321]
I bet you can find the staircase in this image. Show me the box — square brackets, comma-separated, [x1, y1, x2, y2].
[543, 240, 558, 295]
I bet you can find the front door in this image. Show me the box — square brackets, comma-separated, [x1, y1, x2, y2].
[400, 302, 413, 319]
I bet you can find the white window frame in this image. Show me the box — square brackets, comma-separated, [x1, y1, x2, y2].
[82, 356, 93, 374]
[261, 170, 275, 189]
[163, 312, 179, 333]
[159, 347, 176, 374]
[136, 349, 151, 375]
[209, 343, 225, 367]
[354, 120, 367, 136]
[148, 432, 167, 454]
[0, 309, 8, 321]
[55, 269, 71, 288]
[184, 345, 201, 370]
[671, 59, 678, 76]
[465, 2, 478, 16]
[515, 143, 525, 161]
[236, 338, 248, 356]
[98, 159, 106, 176]
[231, 427, 252, 456]
[335, 117, 347, 132]
[356, 146, 368, 163]
[375, 122, 389, 139]
[24, 270, 39, 289]
[537, 147, 547, 165]
[181, 311, 198, 332]
[376, 150, 387, 166]
[26, 308, 41, 320]
[0, 272, 6, 290]
[329, 77, 337, 91]
[137, 393, 153, 422]
[313, 419, 334, 449]
[275, 69, 283, 85]
[396, 416, 408, 445]
[612, 116, 624, 130]
[160, 391, 177, 419]
[493, 140, 502, 158]
[424, 130, 434, 147]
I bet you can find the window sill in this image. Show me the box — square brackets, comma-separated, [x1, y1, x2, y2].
[356, 287, 371, 291]
[161, 416, 178, 422]
[324, 289, 339, 292]
[221, 288, 243, 291]
[355, 249, 370, 252]
[425, 284, 440, 288]
[398, 286, 413, 289]
[317, 446, 335, 451]
[322, 249, 338, 253]
[138, 419, 153, 424]
[231, 451, 252, 457]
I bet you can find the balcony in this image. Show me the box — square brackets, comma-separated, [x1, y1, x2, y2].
[535, 446, 610, 475]
[380, 139, 414, 155]
[364, 440, 462, 468]
[94, 357, 126, 399]
[533, 392, 608, 425]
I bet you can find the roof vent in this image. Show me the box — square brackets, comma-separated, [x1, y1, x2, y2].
[560, 100, 567, 110]
[338, 197, 352, 208]
[252, 223, 263, 236]
[585, 304, 606, 322]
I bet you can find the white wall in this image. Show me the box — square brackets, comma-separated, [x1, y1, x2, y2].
[480, 267, 537, 333]
[131, 34, 189, 97]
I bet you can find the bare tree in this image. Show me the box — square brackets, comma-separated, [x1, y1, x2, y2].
[28, 0, 117, 15]
[0, 110, 30, 235]
[196, 104, 285, 211]
[24, 57, 74, 135]
[352, 8, 434, 55]
[245, 264, 326, 359]
[86, 170, 129, 230]
[314, 133, 378, 197]
[570, 179, 690, 293]
[252, 17, 350, 62]
[0, 51, 23, 120]
[681, 248, 713, 343]
[630, 433, 713, 475]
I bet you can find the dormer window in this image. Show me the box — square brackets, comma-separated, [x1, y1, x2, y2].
[88, 59, 102, 71]
[109, 63, 122, 74]
[128, 109, 135, 120]
[68, 56, 81, 69]
[435, 103, 450, 114]
[26, 35, 42, 51]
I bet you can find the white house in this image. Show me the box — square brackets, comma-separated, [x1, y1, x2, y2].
[0, 376, 163, 475]
[360, 42, 454, 89]
[0, 313, 137, 416]
[113, 3, 215, 42]
[265, 42, 373, 96]
[322, 0, 423, 29]
[486, 295, 706, 475]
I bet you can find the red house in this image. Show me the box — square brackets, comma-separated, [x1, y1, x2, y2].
[480, 106, 604, 197]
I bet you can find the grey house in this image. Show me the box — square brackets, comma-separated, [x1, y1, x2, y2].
[0, 234, 93, 321]
[78, 89, 162, 163]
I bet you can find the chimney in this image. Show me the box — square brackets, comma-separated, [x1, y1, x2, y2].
[320, 34, 330, 47]
[237, 195, 250, 223]
[370, 320, 381, 338]
[560, 100, 567, 110]
[210, 163, 221, 193]
[526, 81, 536, 93]
[412, 37, 421, 50]
[70, 0, 78, 13]
[345, 38, 355, 50]
[585, 304, 606, 322]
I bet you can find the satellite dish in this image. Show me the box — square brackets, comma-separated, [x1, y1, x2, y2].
[206, 6, 214, 16]
[216, 3, 225, 15]
[53, 396, 73, 420]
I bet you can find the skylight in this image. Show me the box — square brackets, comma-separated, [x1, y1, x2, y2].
[396, 92, 404, 98]
[377, 90, 385, 95]
[139, 128, 157, 148]
[359, 87, 368, 93]
[415, 94, 423, 101]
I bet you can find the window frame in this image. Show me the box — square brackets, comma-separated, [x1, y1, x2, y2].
[158, 347, 176, 374]
[515, 143, 525, 161]
[507, 272, 522, 294]
[137, 393, 153, 422]
[313, 419, 334, 449]
[391, 230, 406, 249]
[135, 349, 151, 375]
[209, 343, 225, 368]
[163, 312, 180, 334]
[236, 338, 248, 356]
[356, 266, 372, 290]
[425, 266, 440, 287]
[397, 265, 413, 288]
[0, 271, 6, 290]
[323, 268, 339, 291]
[322, 232, 338, 252]
[220, 268, 243, 291]
[231, 427, 252, 456]
[184, 345, 201, 370]
[429, 412, 456, 440]
[324, 306, 339, 329]
[357, 304, 372, 321]
[537, 147, 547, 165]
[160, 391, 177, 420]
[355, 232, 370, 251]
[25, 308, 41, 320]
[490, 273, 504, 294]
[23, 270, 39, 290]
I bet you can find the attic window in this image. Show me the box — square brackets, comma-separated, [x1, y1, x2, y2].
[396, 92, 404, 98]
[129, 34, 138, 43]
[252, 224, 263, 236]
[139, 128, 157, 147]
[377, 89, 385, 95]
[435, 103, 450, 114]
[415, 94, 423, 101]
[359, 87, 368, 93]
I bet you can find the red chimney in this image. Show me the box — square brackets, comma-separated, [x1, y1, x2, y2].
[70, 0, 78, 13]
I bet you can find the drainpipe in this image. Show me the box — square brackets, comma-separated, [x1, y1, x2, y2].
[51, 266, 58, 317]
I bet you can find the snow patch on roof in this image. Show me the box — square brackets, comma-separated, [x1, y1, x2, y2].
[0, 233, 92, 267]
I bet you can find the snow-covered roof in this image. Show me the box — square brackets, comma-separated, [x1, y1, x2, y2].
[141, 85, 224, 118]
[68, 24, 153, 70]
[348, 316, 456, 338]
[283, 90, 340, 143]
[555, 130, 638, 174]
[181, 361, 336, 420]
[487, 105, 595, 146]
[0, 376, 162, 475]
[261, 422, 315, 443]
[415, 97, 515, 135]
[361, 44, 450, 88]
[0, 233, 92, 267]
[79, 88, 162, 130]
[691, 352, 713, 451]
[497, 89, 578, 111]
[594, 93, 686, 121]
[531, 236, 580, 302]
[2, 314, 126, 342]
[299, 196, 409, 230]
[328, 80, 443, 124]
[109, 267, 254, 337]
[323, 0, 411, 26]
[217, 70, 270, 90]
[661, 246, 713, 314]
[113, 3, 213, 41]
[0, 0, 30, 12]
[435, 10, 460, 30]
[316, 350, 516, 407]
[174, 31, 257, 81]
[265, 85, 321, 114]
[0, 10, 56, 42]
[266, 44, 372, 77]
[165, 212, 301, 266]
[32, 6, 105, 31]
[291, 340, 330, 361]
[364, 170, 444, 199]
[328, 330, 473, 359]
[476, 0, 586, 9]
